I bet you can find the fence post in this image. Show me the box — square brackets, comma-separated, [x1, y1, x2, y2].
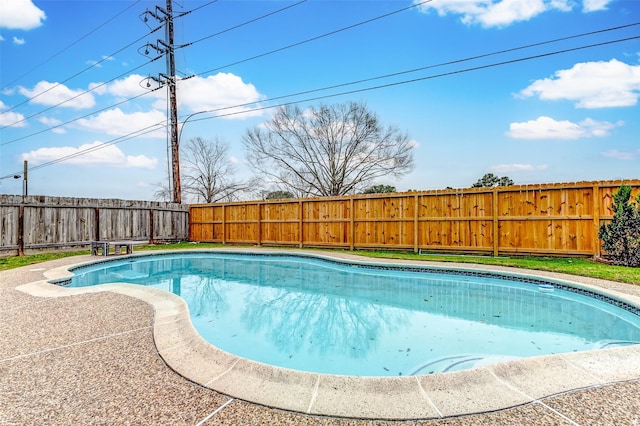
[222, 205, 226, 244]
[94, 207, 100, 242]
[349, 197, 355, 251]
[256, 202, 262, 246]
[17, 204, 25, 256]
[149, 209, 155, 244]
[593, 183, 600, 258]
[299, 201, 303, 248]
[492, 188, 499, 257]
[413, 194, 419, 253]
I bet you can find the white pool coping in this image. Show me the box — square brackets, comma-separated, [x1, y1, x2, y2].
[18, 248, 640, 420]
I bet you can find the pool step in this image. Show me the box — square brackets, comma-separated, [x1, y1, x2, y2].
[409, 354, 522, 375]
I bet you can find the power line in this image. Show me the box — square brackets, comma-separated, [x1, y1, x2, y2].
[146, 0, 219, 23]
[0, 86, 163, 147]
[1, 0, 219, 123]
[0, 0, 142, 92]
[0, 0, 311, 132]
[3, 0, 432, 132]
[180, 22, 640, 121]
[2, 0, 425, 132]
[3, 32, 636, 180]
[181, 35, 640, 125]
[185, 0, 434, 80]
[156, 0, 308, 81]
[179, 0, 308, 49]
[0, 55, 164, 131]
[3, 21, 636, 148]
[181, 0, 219, 16]
[2, 25, 163, 115]
[8, 125, 166, 178]
[2, 22, 637, 148]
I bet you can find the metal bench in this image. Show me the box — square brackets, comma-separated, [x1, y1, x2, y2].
[90, 241, 135, 256]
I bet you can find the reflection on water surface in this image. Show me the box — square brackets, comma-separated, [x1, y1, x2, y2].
[70, 253, 640, 376]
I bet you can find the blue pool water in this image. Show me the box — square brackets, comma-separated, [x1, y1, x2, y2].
[68, 252, 640, 376]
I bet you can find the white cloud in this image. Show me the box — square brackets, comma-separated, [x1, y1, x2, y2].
[75, 108, 166, 138]
[101, 73, 264, 119]
[38, 116, 61, 125]
[519, 59, 640, 108]
[489, 163, 548, 172]
[0, 100, 26, 127]
[103, 74, 148, 98]
[600, 149, 640, 161]
[12, 36, 25, 45]
[506, 116, 621, 139]
[126, 154, 159, 169]
[38, 116, 66, 134]
[18, 81, 96, 109]
[413, 0, 573, 28]
[176, 73, 265, 118]
[582, 0, 612, 12]
[21, 141, 158, 169]
[0, 0, 45, 30]
[88, 81, 108, 96]
[229, 156, 239, 164]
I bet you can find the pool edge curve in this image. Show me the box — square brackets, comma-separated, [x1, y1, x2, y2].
[18, 248, 640, 420]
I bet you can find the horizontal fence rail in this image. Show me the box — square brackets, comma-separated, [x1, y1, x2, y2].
[190, 180, 640, 257]
[0, 195, 189, 256]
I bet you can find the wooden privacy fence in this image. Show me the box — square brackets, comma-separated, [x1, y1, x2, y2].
[190, 180, 640, 257]
[0, 195, 189, 256]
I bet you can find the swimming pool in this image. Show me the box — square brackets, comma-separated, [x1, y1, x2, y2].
[66, 251, 640, 377]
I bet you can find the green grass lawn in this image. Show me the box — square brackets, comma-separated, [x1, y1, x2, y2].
[351, 250, 640, 285]
[1, 243, 638, 285]
[0, 251, 88, 271]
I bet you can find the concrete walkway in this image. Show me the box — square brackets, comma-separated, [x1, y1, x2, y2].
[1, 252, 639, 425]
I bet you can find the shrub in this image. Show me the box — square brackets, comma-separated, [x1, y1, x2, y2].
[362, 184, 396, 194]
[265, 190, 294, 200]
[598, 184, 640, 267]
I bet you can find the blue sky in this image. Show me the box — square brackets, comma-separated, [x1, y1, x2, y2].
[1, 0, 639, 201]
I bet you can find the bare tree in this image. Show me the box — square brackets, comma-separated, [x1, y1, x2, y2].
[242, 101, 414, 197]
[182, 137, 253, 203]
[153, 182, 173, 202]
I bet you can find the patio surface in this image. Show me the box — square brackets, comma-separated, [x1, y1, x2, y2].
[1, 249, 640, 425]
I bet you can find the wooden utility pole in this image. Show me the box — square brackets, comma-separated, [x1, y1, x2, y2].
[23, 160, 28, 197]
[143, 0, 181, 203]
[165, 0, 181, 204]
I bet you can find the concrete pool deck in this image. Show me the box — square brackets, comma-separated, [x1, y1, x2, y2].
[2, 248, 640, 424]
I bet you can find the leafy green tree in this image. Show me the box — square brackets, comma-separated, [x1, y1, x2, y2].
[265, 190, 294, 200]
[362, 184, 396, 194]
[598, 184, 640, 267]
[472, 173, 514, 188]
